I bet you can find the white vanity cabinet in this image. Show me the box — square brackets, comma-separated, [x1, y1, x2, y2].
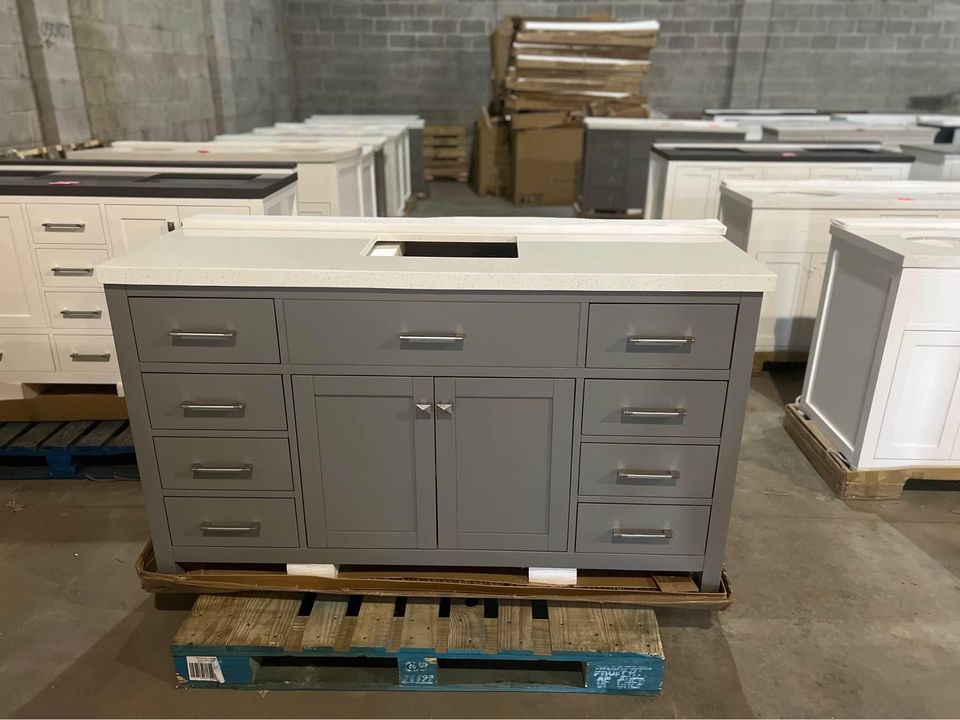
[70, 141, 367, 217]
[0, 166, 296, 387]
[646, 144, 912, 219]
[801, 218, 960, 470]
[762, 121, 938, 149]
[719, 180, 960, 354]
[902, 145, 960, 180]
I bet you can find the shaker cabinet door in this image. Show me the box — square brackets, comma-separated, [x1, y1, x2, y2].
[435, 377, 574, 552]
[295, 375, 437, 550]
[105, 205, 179, 256]
[0, 205, 45, 328]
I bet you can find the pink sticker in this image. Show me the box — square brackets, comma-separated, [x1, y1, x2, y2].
[49, 180, 79, 185]
[898, 196, 915, 201]
[198, 149, 210, 154]
[781, 151, 797, 157]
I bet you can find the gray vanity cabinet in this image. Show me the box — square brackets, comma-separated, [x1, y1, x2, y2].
[435, 377, 574, 552]
[294, 375, 437, 550]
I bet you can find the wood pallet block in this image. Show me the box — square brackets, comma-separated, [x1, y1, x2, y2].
[783, 402, 960, 499]
[171, 592, 664, 694]
[0, 419, 135, 478]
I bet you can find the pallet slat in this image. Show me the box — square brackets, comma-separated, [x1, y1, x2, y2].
[0, 422, 30, 448]
[302, 595, 349, 649]
[400, 597, 439, 650]
[73, 419, 125, 449]
[9, 421, 63, 450]
[43, 420, 96, 450]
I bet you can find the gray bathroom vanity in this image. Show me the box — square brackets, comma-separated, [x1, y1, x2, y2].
[97, 216, 774, 591]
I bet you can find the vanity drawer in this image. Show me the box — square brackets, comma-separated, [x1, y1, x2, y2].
[27, 204, 106, 245]
[578, 443, 718, 498]
[0, 335, 55, 372]
[581, 379, 727, 437]
[54, 335, 118, 372]
[155, 437, 293, 491]
[575, 503, 709, 555]
[165, 497, 299, 548]
[46, 291, 111, 329]
[143, 373, 287, 430]
[586, 304, 737, 369]
[35, 248, 108, 288]
[129, 297, 279, 364]
[284, 300, 580, 367]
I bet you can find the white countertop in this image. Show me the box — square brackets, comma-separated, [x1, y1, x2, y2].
[763, 121, 938, 142]
[720, 179, 960, 209]
[584, 117, 742, 132]
[704, 108, 818, 116]
[71, 141, 362, 163]
[95, 216, 776, 293]
[832, 218, 960, 268]
[306, 115, 426, 130]
[900, 144, 960, 156]
[216, 133, 388, 150]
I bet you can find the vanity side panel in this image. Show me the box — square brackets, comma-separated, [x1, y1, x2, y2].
[104, 285, 179, 572]
[701, 292, 761, 592]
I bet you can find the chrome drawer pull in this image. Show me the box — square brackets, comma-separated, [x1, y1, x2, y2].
[612, 528, 674, 540]
[200, 521, 261, 536]
[621, 407, 687, 420]
[42, 222, 85, 232]
[168, 330, 238, 342]
[616, 469, 680, 483]
[190, 463, 253, 477]
[399, 333, 465, 344]
[69, 352, 111, 362]
[626, 336, 695, 347]
[51, 267, 95, 276]
[60, 309, 102, 319]
[180, 401, 246, 416]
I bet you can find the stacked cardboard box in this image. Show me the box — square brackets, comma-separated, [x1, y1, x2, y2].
[424, 125, 469, 182]
[474, 15, 659, 205]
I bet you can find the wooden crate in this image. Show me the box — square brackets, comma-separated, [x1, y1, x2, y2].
[171, 592, 664, 694]
[424, 124, 469, 182]
[783, 402, 960, 500]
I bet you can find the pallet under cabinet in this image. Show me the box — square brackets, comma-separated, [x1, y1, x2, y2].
[105, 287, 761, 593]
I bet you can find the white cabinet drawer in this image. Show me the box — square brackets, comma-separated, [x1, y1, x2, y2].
[35, 248, 109, 289]
[0, 334, 55, 372]
[27, 204, 106, 245]
[45, 292, 111, 329]
[53, 335, 118, 372]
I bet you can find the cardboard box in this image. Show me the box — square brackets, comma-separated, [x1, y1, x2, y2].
[0, 384, 127, 421]
[472, 107, 513, 197]
[512, 125, 584, 205]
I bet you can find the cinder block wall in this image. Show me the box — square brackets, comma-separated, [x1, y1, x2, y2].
[288, 0, 960, 124]
[0, 0, 42, 147]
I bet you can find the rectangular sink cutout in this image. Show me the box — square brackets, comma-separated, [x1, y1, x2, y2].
[368, 234, 518, 258]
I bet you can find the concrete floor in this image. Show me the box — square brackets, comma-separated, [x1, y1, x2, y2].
[2, 183, 960, 717]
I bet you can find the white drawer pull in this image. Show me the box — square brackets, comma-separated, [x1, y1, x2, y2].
[42, 222, 85, 232]
[616, 469, 679, 483]
[200, 521, 260, 537]
[51, 267, 95, 276]
[70, 352, 111, 362]
[612, 528, 673, 540]
[626, 336, 695, 347]
[60, 309, 102, 319]
[621, 407, 687, 420]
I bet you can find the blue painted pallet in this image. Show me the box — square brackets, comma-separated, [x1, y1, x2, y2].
[0, 419, 135, 479]
[171, 593, 664, 694]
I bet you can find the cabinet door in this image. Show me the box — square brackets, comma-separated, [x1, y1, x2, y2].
[0, 204, 45, 328]
[665, 167, 718, 219]
[435, 377, 574, 552]
[763, 165, 812, 180]
[795, 252, 828, 350]
[755, 252, 808, 351]
[854, 165, 908, 180]
[105, 205, 179, 256]
[294, 375, 436, 549]
[877, 332, 960, 461]
[177, 206, 251, 221]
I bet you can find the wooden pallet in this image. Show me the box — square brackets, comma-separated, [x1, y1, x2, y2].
[425, 125, 469, 183]
[752, 350, 808, 376]
[171, 593, 664, 694]
[783, 402, 960, 499]
[0, 419, 135, 479]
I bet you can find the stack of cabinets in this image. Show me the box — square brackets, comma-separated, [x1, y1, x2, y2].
[0, 197, 277, 386]
[110, 289, 758, 592]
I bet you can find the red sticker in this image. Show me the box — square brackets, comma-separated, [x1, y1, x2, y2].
[897, 196, 915, 201]
[198, 149, 210, 154]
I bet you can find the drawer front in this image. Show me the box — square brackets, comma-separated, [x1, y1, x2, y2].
[46, 291, 111, 329]
[155, 437, 293, 491]
[579, 443, 718, 498]
[129, 297, 279, 364]
[582, 379, 727, 437]
[142, 373, 286, 430]
[35, 248, 108, 288]
[284, 300, 581, 367]
[27, 204, 106, 245]
[587, 131, 629, 152]
[53, 335, 118, 372]
[165, 497, 299, 548]
[586, 304, 737, 369]
[0, 334, 55, 372]
[576, 503, 710, 555]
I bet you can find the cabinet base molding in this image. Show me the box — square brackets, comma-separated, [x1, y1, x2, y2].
[287, 563, 340, 578]
[783, 403, 960, 499]
[528, 567, 578, 586]
[752, 350, 809, 377]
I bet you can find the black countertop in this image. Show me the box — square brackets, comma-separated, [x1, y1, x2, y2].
[0, 158, 298, 170]
[651, 145, 914, 163]
[0, 168, 297, 198]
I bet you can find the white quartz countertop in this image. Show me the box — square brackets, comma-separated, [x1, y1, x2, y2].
[95, 216, 776, 293]
[583, 117, 742, 132]
[74, 141, 361, 163]
[832, 218, 960, 268]
[720, 179, 960, 209]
